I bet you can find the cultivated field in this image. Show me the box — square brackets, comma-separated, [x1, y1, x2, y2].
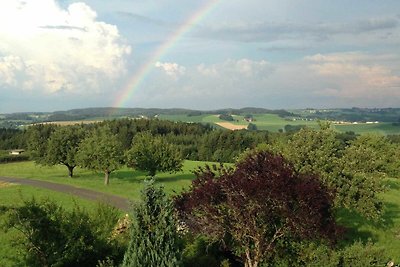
[159, 112, 400, 134]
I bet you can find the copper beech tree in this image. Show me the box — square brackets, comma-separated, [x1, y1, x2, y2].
[175, 151, 340, 267]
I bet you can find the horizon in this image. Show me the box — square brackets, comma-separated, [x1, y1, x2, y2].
[2, 105, 400, 115]
[1, 1, 400, 112]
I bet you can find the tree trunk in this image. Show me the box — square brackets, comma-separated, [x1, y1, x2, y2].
[244, 248, 258, 267]
[67, 165, 75, 178]
[104, 170, 110, 185]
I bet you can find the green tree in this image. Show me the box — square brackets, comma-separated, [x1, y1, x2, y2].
[267, 124, 385, 220]
[26, 124, 58, 164]
[126, 132, 183, 177]
[77, 126, 124, 185]
[122, 180, 181, 267]
[45, 125, 86, 177]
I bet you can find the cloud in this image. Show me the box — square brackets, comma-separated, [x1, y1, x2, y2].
[130, 54, 400, 109]
[155, 61, 186, 79]
[306, 52, 400, 99]
[117, 12, 167, 27]
[0, 0, 131, 94]
[196, 17, 399, 43]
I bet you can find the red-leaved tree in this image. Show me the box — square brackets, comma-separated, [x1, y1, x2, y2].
[175, 151, 340, 267]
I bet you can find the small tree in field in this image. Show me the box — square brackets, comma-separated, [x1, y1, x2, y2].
[122, 180, 181, 267]
[175, 151, 339, 267]
[45, 125, 86, 177]
[126, 132, 183, 177]
[77, 126, 124, 185]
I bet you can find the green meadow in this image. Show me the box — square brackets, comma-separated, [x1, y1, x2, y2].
[0, 160, 214, 200]
[159, 112, 400, 135]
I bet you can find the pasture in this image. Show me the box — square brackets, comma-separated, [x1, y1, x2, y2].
[159, 112, 400, 134]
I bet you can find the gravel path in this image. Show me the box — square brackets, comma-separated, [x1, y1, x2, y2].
[0, 176, 131, 211]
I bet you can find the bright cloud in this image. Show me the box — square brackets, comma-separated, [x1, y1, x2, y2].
[307, 53, 400, 99]
[155, 61, 186, 79]
[0, 0, 130, 93]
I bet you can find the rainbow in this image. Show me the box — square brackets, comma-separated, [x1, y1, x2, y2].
[112, 0, 221, 109]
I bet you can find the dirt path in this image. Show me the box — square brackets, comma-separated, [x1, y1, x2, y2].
[0, 176, 130, 211]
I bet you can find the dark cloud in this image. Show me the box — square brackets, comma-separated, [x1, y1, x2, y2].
[195, 17, 399, 43]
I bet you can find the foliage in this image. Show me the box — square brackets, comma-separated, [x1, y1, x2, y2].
[268, 125, 385, 220]
[122, 180, 181, 267]
[77, 126, 124, 185]
[26, 124, 58, 164]
[198, 130, 269, 163]
[126, 131, 183, 177]
[291, 241, 386, 267]
[4, 198, 126, 267]
[0, 152, 30, 163]
[175, 151, 339, 267]
[247, 123, 258, 131]
[0, 128, 27, 150]
[45, 125, 86, 177]
[181, 235, 237, 267]
[219, 114, 235, 121]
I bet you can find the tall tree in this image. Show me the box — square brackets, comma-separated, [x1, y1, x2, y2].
[126, 132, 183, 177]
[122, 180, 181, 267]
[26, 124, 58, 165]
[175, 151, 338, 267]
[77, 126, 124, 185]
[269, 124, 385, 220]
[45, 125, 86, 177]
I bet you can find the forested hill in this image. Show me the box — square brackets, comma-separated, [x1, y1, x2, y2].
[1, 107, 400, 129]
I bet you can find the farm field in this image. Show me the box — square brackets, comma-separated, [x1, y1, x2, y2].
[160, 112, 400, 134]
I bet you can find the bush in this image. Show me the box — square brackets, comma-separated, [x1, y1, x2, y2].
[218, 114, 234, 121]
[4, 198, 127, 267]
[0, 153, 30, 163]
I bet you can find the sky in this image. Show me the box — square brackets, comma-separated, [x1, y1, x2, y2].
[1, 0, 400, 112]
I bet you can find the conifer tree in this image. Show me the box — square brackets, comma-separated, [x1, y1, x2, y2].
[122, 180, 181, 267]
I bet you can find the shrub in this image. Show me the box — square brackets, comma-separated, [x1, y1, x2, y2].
[4, 198, 127, 267]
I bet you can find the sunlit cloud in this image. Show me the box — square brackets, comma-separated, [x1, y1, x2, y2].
[0, 0, 131, 94]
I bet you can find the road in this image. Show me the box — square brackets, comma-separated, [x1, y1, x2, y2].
[0, 176, 131, 211]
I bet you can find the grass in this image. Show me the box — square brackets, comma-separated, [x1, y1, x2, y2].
[0, 160, 214, 200]
[159, 112, 400, 134]
[337, 178, 400, 261]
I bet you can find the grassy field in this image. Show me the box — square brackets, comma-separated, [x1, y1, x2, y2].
[159, 112, 400, 134]
[337, 178, 400, 261]
[0, 160, 214, 200]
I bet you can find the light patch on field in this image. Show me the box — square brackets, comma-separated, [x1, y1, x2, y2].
[0, 182, 16, 188]
[215, 122, 248, 130]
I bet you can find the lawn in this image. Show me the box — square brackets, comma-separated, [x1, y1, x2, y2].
[338, 178, 400, 261]
[334, 122, 400, 135]
[0, 160, 213, 200]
